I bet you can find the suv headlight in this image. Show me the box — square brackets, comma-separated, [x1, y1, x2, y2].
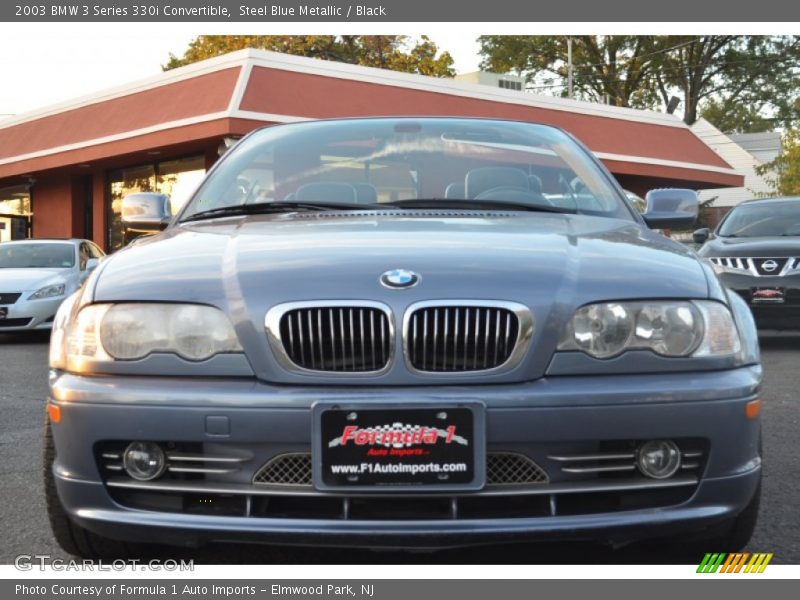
[50, 303, 242, 371]
[557, 300, 741, 359]
[29, 283, 66, 300]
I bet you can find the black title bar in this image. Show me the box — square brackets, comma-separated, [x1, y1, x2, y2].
[4, 0, 800, 22]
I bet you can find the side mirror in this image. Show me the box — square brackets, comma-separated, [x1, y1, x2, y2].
[85, 258, 100, 272]
[641, 188, 699, 230]
[692, 227, 711, 245]
[121, 192, 171, 235]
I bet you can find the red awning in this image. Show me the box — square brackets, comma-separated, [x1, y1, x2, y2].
[0, 49, 741, 189]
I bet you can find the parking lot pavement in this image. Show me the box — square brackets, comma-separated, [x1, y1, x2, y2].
[1, 331, 797, 565]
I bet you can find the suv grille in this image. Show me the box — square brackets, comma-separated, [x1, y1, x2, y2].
[406, 303, 528, 372]
[709, 256, 798, 277]
[752, 257, 791, 276]
[273, 304, 392, 373]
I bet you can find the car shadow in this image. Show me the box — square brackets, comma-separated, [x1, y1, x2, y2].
[757, 331, 800, 350]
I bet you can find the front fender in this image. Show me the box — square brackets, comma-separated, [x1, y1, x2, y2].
[726, 287, 760, 367]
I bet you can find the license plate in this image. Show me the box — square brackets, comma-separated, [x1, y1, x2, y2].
[312, 403, 485, 491]
[751, 287, 785, 304]
[0, 307, 7, 320]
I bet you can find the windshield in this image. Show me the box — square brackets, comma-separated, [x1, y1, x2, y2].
[718, 201, 800, 237]
[181, 118, 634, 221]
[0, 243, 75, 268]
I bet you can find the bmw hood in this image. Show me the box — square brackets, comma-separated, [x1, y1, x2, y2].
[0, 268, 68, 292]
[95, 212, 709, 305]
[93, 212, 710, 383]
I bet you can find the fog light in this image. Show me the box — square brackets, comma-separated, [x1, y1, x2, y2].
[637, 440, 681, 479]
[122, 442, 166, 481]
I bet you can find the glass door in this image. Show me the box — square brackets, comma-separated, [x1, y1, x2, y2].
[0, 185, 32, 241]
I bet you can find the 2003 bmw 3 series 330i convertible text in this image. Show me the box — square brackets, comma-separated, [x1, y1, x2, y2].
[44, 117, 762, 559]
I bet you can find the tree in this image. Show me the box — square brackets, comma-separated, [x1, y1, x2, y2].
[478, 35, 663, 109]
[756, 129, 800, 196]
[699, 98, 773, 134]
[164, 35, 455, 78]
[654, 36, 800, 128]
[478, 35, 800, 130]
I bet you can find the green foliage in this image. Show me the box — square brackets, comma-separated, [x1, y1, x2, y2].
[756, 129, 800, 196]
[478, 35, 662, 108]
[164, 35, 455, 78]
[699, 99, 772, 134]
[478, 35, 800, 130]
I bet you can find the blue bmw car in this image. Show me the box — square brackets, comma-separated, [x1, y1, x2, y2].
[45, 117, 761, 558]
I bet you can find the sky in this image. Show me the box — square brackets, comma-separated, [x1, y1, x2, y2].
[0, 25, 481, 119]
[4, 22, 798, 120]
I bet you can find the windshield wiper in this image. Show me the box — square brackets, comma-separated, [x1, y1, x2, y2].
[378, 198, 577, 214]
[183, 197, 578, 222]
[182, 201, 380, 222]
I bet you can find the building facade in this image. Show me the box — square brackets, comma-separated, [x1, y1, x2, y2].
[0, 49, 742, 251]
[693, 118, 782, 227]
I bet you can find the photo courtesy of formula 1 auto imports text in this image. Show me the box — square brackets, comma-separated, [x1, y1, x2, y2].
[0, 0, 799, 596]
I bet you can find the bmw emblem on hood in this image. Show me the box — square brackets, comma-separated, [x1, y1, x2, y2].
[380, 269, 420, 289]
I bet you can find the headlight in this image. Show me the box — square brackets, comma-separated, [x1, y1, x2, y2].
[53, 303, 242, 370]
[558, 300, 740, 359]
[692, 301, 742, 357]
[570, 303, 635, 359]
[29, 283, 66, 300]
[49, 292, 80, 370]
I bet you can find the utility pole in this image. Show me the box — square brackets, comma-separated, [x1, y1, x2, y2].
[567, 36, 574, 99]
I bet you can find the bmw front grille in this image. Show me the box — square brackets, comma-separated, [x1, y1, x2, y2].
[266, 300, 533, 375]
[266, 301, 394, 374]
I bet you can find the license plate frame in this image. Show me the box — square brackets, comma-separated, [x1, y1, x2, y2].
[751, 287, 786, 304]
[311, 402, 486, 492]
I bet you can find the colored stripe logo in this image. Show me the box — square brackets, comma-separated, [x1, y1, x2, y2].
[697, 553, 773, 573]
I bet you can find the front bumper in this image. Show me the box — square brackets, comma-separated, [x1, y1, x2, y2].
[49, 366, 762, 549]
[716, 271, 800, 330]
[0, 293, 64, 331]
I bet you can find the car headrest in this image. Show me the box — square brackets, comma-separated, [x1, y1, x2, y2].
[295, 182, 358, 204]
[571, 177, 588, 194]
[445, 182, 465, 199]
[465, 167, 529, 199]
[527, 175, 543, 194]
[352, 182, 378, 204]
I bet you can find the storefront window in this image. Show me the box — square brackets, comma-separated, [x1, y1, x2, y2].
[108, 155, 205, 251]
[0, 185, 32, 217]
[156, 156, 206, 215]
[0, 185, 32, 242]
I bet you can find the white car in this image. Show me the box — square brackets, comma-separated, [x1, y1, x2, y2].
[0, 239, 104, 332]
